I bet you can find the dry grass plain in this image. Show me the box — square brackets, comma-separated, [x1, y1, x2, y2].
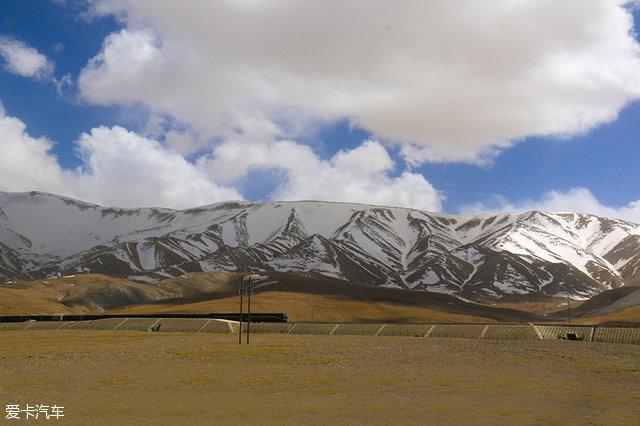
[0, 331, 638, 425]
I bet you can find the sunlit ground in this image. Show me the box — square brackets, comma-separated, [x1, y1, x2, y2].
[0, 331, 638, 424]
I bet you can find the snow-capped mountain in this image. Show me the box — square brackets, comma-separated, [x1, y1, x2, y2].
[1, 191, 639, 301]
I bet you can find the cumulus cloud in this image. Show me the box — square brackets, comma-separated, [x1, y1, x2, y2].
[0, 105, 68, 192]
[0, 107, 241, 209]
[72, 126, 242, 208]
[81, 0, 640, 162]
[0, 36, 53, 79]
[79, 29, 162, 104]
[203, 139, 442, 210]
[0, 106, 437, 209]
[461, 188, 640, 224]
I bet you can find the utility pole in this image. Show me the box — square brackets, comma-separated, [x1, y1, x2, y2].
[237, 273, 271, 344]
[238, 275, 245, 345]
[566, 292, 571, 327]
[246, 276, 252, 344]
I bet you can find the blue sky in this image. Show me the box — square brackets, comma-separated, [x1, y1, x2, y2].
[0, 1, 639, 220]
[423, 101, 640, 210]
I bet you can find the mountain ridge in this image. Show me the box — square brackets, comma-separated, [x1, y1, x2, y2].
[1, 191, 639, 302]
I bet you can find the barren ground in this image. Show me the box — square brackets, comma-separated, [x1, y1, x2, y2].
[0, 331, 638, 425]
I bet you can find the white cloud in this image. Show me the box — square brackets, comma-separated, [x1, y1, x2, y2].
[0, 105, 68, 192]
[78, 29, 162, 104]
[0, 107, 241, 209]
[461, 188, 640, 224]
[81, 0, 640, 162]
[72, 126, 242, 208]
[0, 36, 53, 79]
[0, 106, 436, 210]
[202, 139, 442, 211]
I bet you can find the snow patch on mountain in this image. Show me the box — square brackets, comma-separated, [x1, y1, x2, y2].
[1, 191, 639, 300]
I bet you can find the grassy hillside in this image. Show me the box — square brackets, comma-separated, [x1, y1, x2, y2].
[1, 272, 639, 324]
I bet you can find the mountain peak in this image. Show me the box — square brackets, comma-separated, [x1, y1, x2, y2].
[0, 192, 638, 301]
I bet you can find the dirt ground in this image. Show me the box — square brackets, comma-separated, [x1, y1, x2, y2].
[0, 331, 638, 425]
